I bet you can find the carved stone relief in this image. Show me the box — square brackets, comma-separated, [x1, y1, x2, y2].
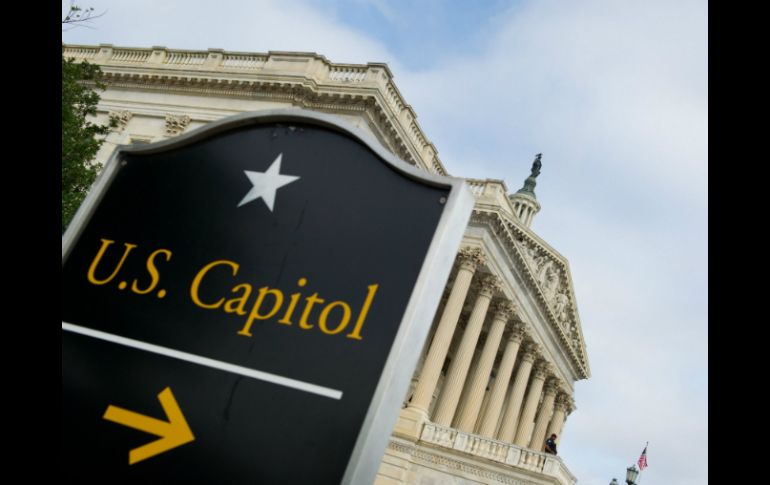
[514, 237, 579, 346]
[108, 110, 133, 132]
[165, 114, 191, 136]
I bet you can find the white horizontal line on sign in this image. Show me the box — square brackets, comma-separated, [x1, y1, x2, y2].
[62, 321, 343, 400]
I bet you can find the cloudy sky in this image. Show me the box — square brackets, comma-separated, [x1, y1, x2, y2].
[63, 1, 708, 483]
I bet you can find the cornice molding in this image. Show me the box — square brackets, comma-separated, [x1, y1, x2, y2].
[96, 71, 434, 172]
[64, 44, 448, 176]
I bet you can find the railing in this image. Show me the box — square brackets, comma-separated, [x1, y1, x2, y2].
[552, 458, 578, 484]
[385, 82, 404, 114]
[420, 423, 576, 485]
[409, 121, 427, 148]
[420, 422, 457, 447]
[165, 51, 206, 66]
[64, 45, 392, 95]
[62, 45, 98, 59]
[466, 179, 488, 196]
[329, 66, 367, 83]
[222, 54, 267, 69]
[111, 48, 151, 63]
[432, 156, 447, 176]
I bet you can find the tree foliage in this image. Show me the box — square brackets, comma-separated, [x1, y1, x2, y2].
[61, 56, 112, 232]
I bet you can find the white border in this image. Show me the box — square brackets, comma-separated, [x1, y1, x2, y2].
[62, 321, 343, 400]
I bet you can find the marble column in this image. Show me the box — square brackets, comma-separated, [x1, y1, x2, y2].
[475, 377, 493, 431]
[477, 322, 525, 437]
[455, 300, 515, 432]
[433, 275, 499, 426]
[557, 411, 571, 443]
[529, 378, 559, 450]
[452, 345, 483, 426]
[408, 247, 485, 415]
[547, 394, 574, 444]
[514, 361, 550, 447]
[497, 343, 538, 442]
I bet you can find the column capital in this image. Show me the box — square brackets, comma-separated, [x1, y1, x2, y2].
[507, 322, 526, 344]
[566, 397, 576, 415]
[543, 378, 560, 396]
[457, 246, 486, 271]
[531, 359, 551, 380]
[554, 392, 568, 408]
[476, 274, 501, 298]
[492, 300, 517, 322]
[519, 342, 540, 363]
[555, 392, 575, 413]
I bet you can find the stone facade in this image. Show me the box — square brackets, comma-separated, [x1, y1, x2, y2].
[64, 44, 590, 485]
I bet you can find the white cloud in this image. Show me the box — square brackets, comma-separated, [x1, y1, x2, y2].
[62, 1, 707, 483]
[397, 0, 707, 209]
[62, 0, 397, 66]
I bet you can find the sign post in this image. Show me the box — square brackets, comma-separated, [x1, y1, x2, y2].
[62, 109, 473, 483]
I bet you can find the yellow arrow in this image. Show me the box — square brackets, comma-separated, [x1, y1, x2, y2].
[103, 387, 195, 465]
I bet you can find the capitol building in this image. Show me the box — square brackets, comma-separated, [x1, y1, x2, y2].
[64, 43, 590, 485]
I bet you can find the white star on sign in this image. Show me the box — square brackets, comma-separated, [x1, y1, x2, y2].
[237, 153, 300, 212]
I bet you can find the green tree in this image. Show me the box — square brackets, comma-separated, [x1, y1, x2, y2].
[61, 56, 113, 232]
[62, 1, 110, 232]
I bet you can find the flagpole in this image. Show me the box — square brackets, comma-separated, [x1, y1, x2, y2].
[636, 441, 648, 484]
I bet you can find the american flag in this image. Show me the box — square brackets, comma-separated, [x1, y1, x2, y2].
[637, 444, 648, 471]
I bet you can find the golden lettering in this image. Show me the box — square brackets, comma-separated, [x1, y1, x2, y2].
[185, 257, 377, 342]
[299, 293, 325, 330]
[223, 284, 252, 315]
[238, 287, 284, 337]
[346, 284, 379, 340]
[318, 301, 352, 335]
[278, 278, 307, 325]
[190, 259, 239, 309]
[86, 239, 137, 285]
[131, 248, 172, 294]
